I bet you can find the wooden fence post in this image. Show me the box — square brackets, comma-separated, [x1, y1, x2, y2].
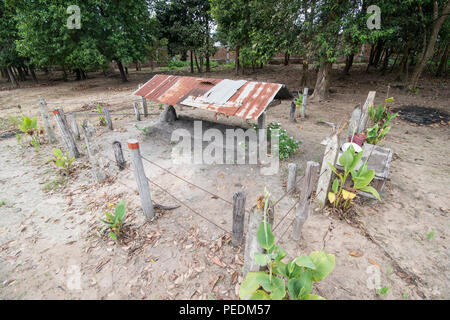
[290, 101, 296, 122]
[347, 104, 361, 141]
[142, 97, 148, 117]
[127, 139, 155, 220]
[80, 120, 106, 183]
[316, 133, 339, 208]
[301, 88, 308, 119]
[287, 163, 298, 193]
[232, 191, 246, 247]
[243, 200, 274, 277]
[67, 112, 80, 140]
[37, 97, 57, 143]
[133, 102, 141, 121]
[112, 141, 126, 170]
[103, 107, 113, 130]
[292, 161, 319, 241]
[53, 108, 80, 158]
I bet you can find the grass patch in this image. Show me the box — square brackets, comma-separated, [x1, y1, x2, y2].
[43, 177, 68, 192]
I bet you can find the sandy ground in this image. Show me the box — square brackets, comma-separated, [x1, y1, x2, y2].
[0, 64, 449, 300]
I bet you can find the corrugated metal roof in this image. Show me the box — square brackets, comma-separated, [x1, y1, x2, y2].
[133, 74, 291, 120]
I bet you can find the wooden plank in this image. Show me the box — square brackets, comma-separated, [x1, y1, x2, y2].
[37, 97, 57, 143]
[316, 133, 339, 208]
[292, 161, 319, 240]
[53, 108, 80, 158]
[128, 139, 155, 220]
[347, 104, 361, 141]
[232, 191, 246, 247]
[357, 91, 376, 134]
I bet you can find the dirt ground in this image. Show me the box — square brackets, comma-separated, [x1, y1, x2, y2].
[0, 64, 449, 300]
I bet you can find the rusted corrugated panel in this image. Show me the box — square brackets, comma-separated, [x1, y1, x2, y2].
[134, 74, 288, 120]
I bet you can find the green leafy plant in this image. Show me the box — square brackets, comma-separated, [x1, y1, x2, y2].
[366, 97, 398, 145]
[12, 115, 42, 149]
[254, 122, 301, 160]
[96, 104, 107, 126]
[328, 145, 380, 211]
[100, 200, 126, 241]
[295, 93, 303, 106]
[239, 190, 334, 300]
[377, 286, 390, 296]
[52, 148, 75, 175]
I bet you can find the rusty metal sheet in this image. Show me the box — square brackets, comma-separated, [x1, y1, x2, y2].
[133, 74, 290, 120]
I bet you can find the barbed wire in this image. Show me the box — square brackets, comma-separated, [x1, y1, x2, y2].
[99, 152, 231, 235]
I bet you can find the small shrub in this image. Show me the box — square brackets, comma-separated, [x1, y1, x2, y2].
[52, 148, 75, 175]
[11, 115, 43, 149]
[239, 189, 335, 300]
[96, 104, 107, 126]
[254, 122, 302, 161]
[100, 201, 126, 241]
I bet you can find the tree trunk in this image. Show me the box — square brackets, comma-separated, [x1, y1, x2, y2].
[30, 66, 38, 83]
[300, 58, 309, 87]
[117, 61, 128, 82]
[75, 69, 81, 81]
[436, 45, 448, 77]
[1, 68, 7, 80]
[311, 62, 332, 101]
[235, 46, 240, 75]
[380, 49, 392, 75]
[194, 53, 201, 73]
[206, 55, 210, 73]
[190, 50, 194, 73]
[409, 1, 450, 90]
[7, 66, 19, 87]
[343, 53, 354, 75]
[284, 52, 290, 66]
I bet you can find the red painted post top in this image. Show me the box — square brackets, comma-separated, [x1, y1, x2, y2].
[53, 109, 59, 115]
[127, 140, 140, 150]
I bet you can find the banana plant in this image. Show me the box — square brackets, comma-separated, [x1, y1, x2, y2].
[239, 189, 335, 300]
[328, 145, 380, 210]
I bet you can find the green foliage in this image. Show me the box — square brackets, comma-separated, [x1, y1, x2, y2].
[13, 115, 41, 149]
[52, 148, 74, 175]
[254, 123, 301, 161]
[366, 97, 398, 145]
[240, 224, 334, 300]
[328, 145, 380, 211]
[239, 190, 334, 300]
[96, 104, 106, 126]
[100, 201, 126, 241]
[377, 286, 390, 296]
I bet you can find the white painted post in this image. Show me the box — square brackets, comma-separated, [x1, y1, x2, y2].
[292, 161, 319, 240]
[53, 108, 80, 158]
[127, 139, 155, 220]
[37, 97, 57, 143]
[301, 88, 308, 119]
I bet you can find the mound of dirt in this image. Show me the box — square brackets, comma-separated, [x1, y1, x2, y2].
[393, 106, 449, 125]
